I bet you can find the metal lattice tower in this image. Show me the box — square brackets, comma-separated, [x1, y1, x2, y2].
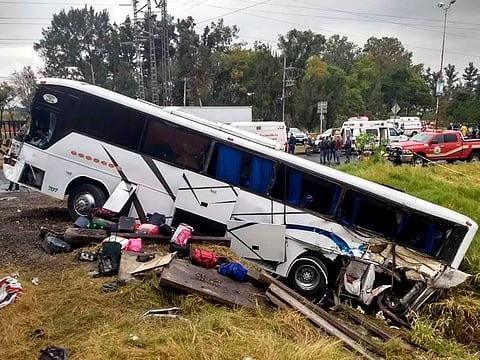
[155, 0, 172, 105]
[132, 0, 145, 100]
[147, 0, 159, 105]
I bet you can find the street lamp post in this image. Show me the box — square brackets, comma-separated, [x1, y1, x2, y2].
[435, 0, 456, 130]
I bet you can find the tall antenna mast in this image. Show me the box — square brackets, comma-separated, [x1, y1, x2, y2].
[132, 0, 145, 100]
[155, 0, 172, 105]
[147, 0, 159, 105]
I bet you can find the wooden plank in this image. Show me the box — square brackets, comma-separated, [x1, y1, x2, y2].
[160, 258, 268, 310]
[63, 227, 108, 244]
[265, 289, 292, 310]
[338, 304, 420, 354]
[268, 283, 378, 360]
[262, 272, 384, 358]
[63, 227, 230, 246]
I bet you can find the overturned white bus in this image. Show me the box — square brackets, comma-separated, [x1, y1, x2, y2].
[3, 78, 477, 323]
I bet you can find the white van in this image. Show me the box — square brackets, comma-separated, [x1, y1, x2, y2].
[341, 122, 407, 150]
[230, 121, 288, 150]
[387, 117, 422, 137]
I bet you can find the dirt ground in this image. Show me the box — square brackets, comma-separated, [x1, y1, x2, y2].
[0, 189, 73, 270]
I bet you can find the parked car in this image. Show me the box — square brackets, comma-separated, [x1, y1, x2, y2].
[288, 127, 307, 144]
[387, 130, 480, 166]
[319, 128, 340, 139]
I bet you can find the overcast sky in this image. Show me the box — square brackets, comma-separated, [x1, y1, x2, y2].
[1, 0, 479, 82]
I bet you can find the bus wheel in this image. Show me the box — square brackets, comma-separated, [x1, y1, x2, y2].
[288, 256, 328, 300]
[68, 183, 107, 220]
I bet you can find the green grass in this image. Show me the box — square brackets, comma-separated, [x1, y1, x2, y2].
[0, 263, 354, 360]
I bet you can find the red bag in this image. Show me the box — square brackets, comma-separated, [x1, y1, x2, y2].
[190, 249, 218, 269]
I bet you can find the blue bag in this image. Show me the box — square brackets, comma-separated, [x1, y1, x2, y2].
[217, 262, 248, 282]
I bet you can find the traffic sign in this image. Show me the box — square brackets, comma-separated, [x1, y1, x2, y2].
[317, 101, 328, 114]
[391, 103, 400, 115]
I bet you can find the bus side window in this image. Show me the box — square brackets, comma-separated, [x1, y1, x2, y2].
[270, 166, 340, 215]
[337, 190, 402, 238]
[396, 215, 446, 256]
[140, 118, 211, 171]
[206, 143, 273, 194]
[76, 95, 146, 151]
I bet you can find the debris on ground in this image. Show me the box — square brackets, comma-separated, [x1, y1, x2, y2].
[0, 275, 23, 309]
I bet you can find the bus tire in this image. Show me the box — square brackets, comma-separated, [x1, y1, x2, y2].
[468, 152, 480, 162]
[288, 256, 328, 300]
[68, 183, 107, 220]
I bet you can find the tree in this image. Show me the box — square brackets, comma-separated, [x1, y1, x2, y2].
[171, 17, 241, 105]
[243, 43, 282, 121]
[11, 66, 36, 109]
[292, 56, 346, 130]
[103, 20, 137, 96]
[172, 16, 201, 104]
[345, 55, 382, 117]
[462, 62, 478, 92]
[423, 67, 437, 97]
[363, 37, 412, 74]
[322, 35, 361, 73]
[201, 18, 239, 52]
[444, 63, 459, 99]
[381, 65, 431, 118]
[0, 82, 14, 122]
[278, 29, 326, 70]
[34, 6, 113, 86]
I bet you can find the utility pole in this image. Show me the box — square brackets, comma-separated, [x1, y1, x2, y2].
[435, 0, 456, 129]
[183, 77, 187, 106]
[132, 0, 146, 100]
[281, 53, 300, 124]
[282, 54, 286, 123]
[155, 0, 172, 105]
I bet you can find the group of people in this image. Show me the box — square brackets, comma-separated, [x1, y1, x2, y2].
[288, 129, 352, 164]
[319, 131, 352, 165]
[447, 122, 479, 139]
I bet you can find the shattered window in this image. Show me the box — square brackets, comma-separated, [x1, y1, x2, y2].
[336, 189, 464, 262]
[338, 190, 402, 237]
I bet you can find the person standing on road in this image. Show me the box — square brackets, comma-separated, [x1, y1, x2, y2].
[332, 131, 342, 165]
[288, 132, 296, 154]
[344, 134, 352, 163]
[6, 181, 19, 192]
[320, 136, 330, 164]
